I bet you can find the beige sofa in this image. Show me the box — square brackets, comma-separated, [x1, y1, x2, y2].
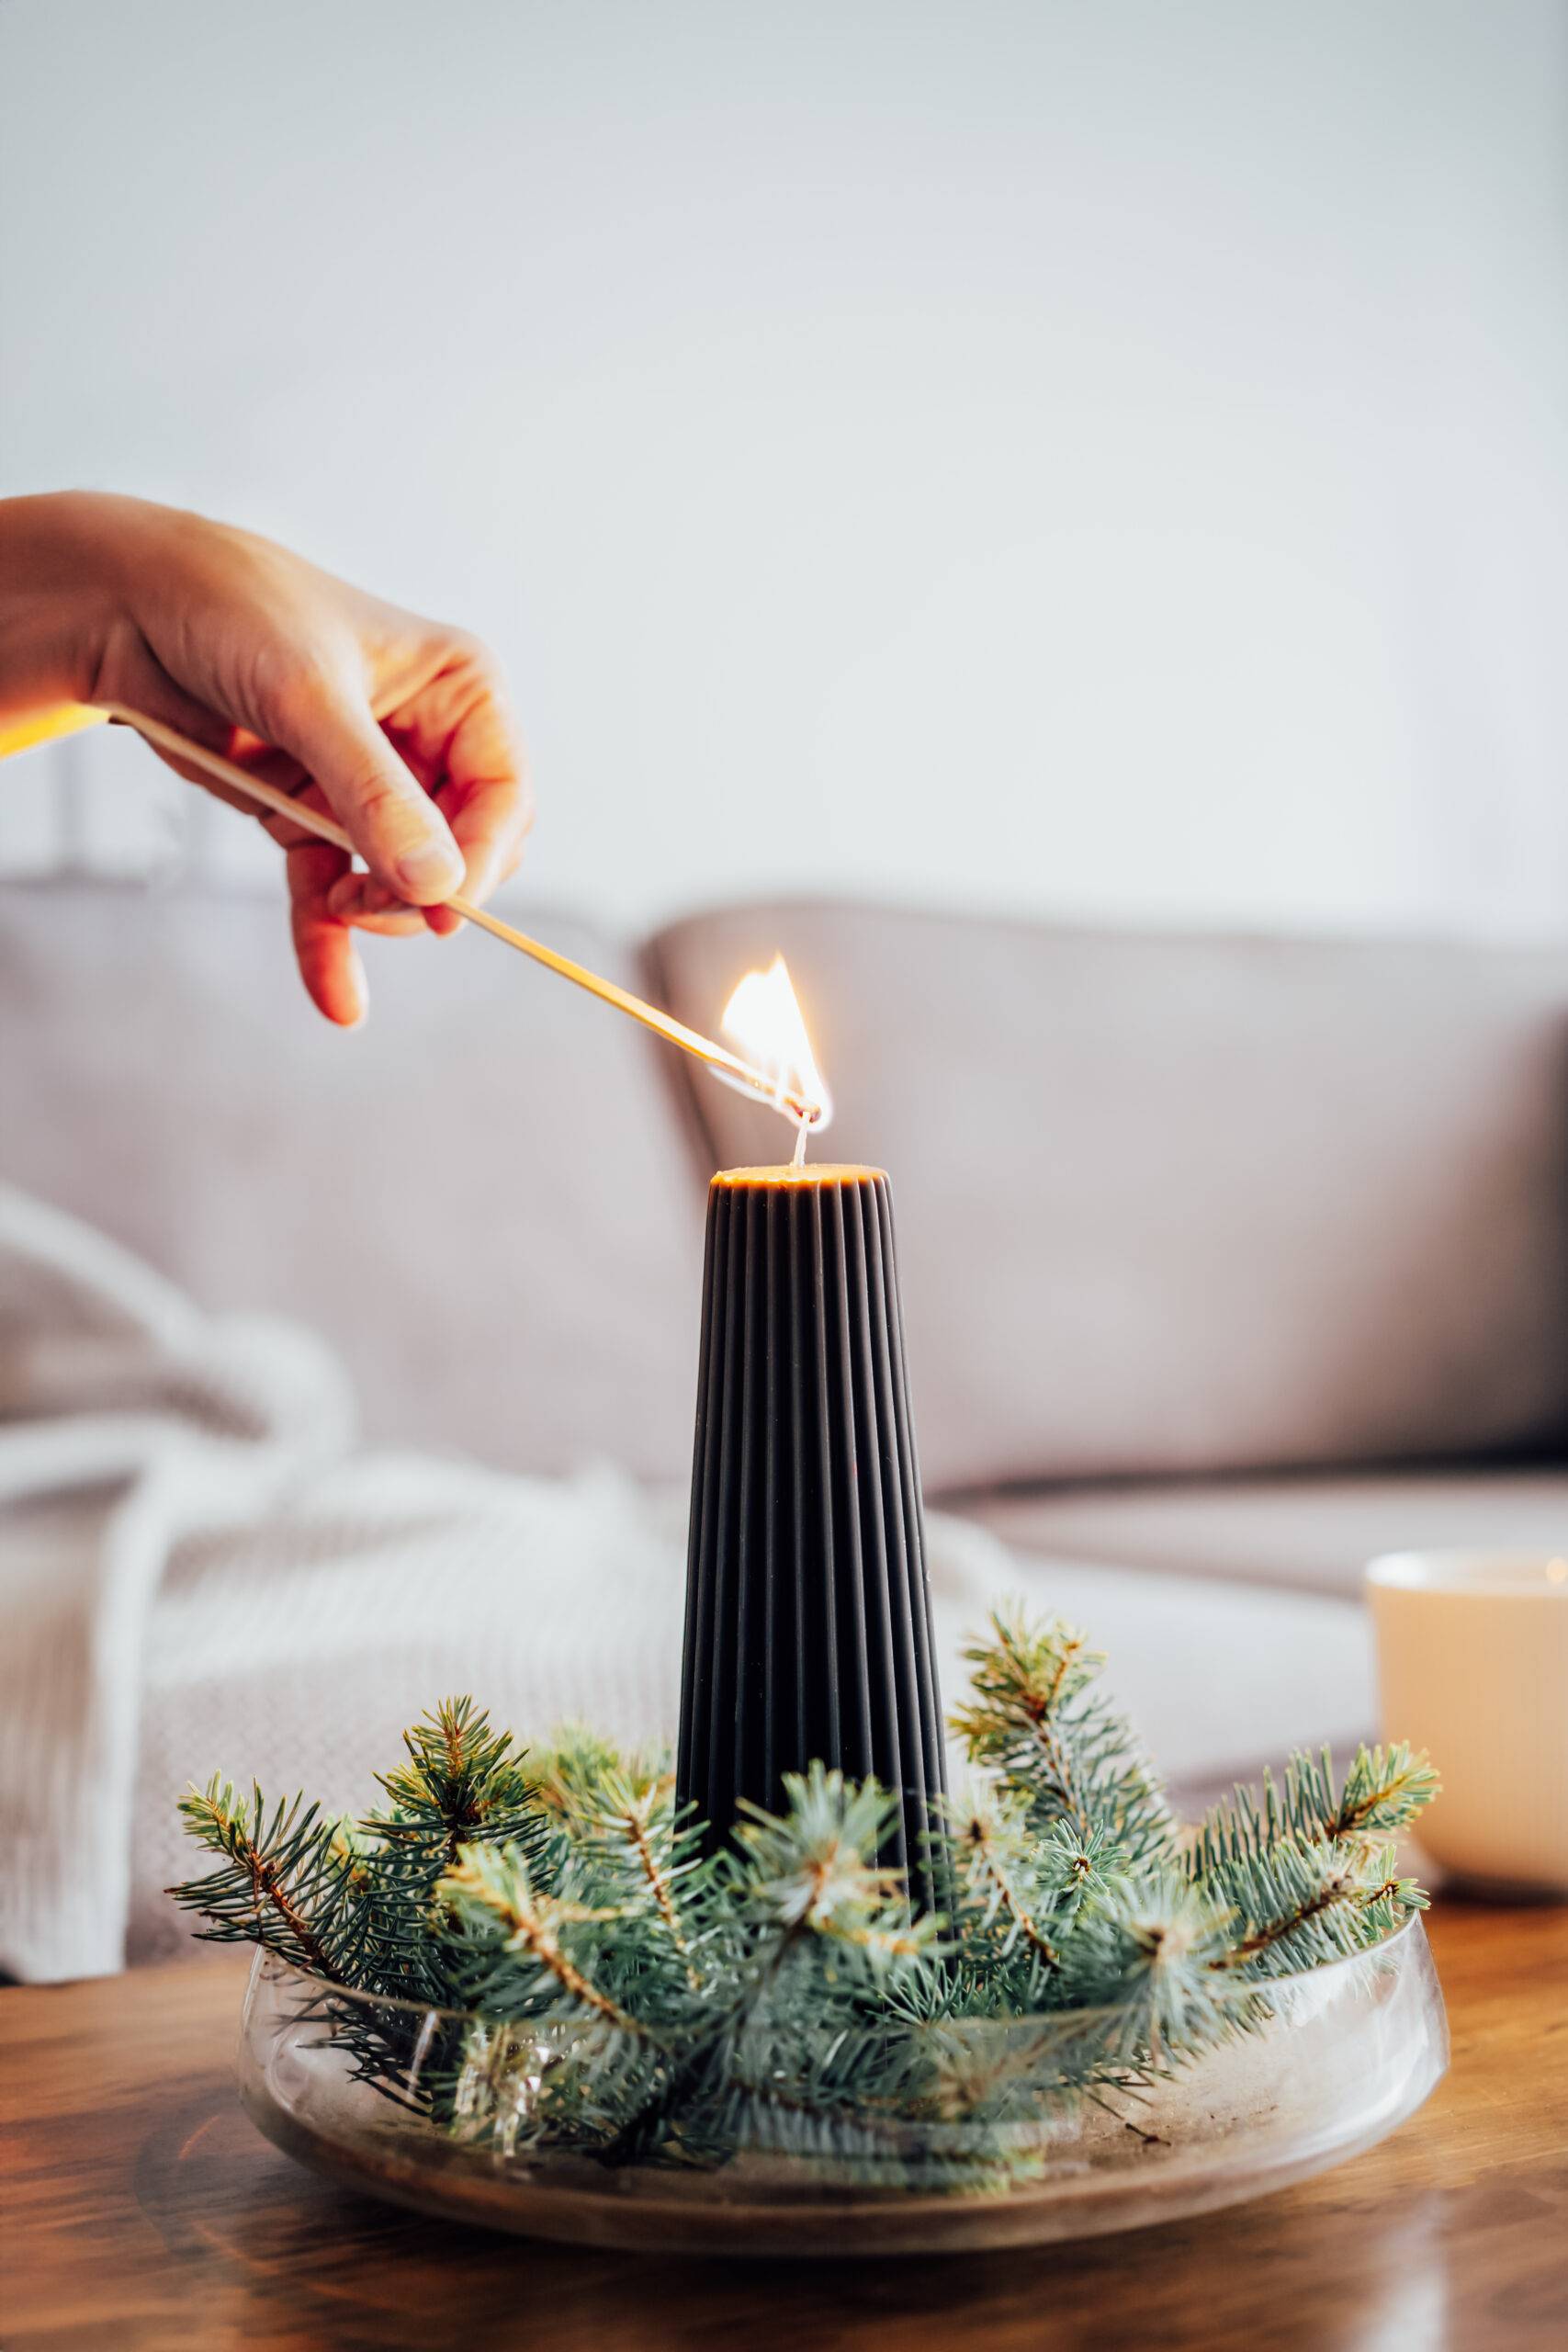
[5, 877, 1565, 1814]
[8, 878, 1565, 1544]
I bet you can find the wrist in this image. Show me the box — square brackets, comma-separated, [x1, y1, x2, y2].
[0, 491, 166, 716]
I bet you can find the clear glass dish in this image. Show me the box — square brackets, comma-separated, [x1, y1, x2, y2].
[237, 1918, 1448, 2255]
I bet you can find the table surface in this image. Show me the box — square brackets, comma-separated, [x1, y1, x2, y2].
[3, 1901, 1565, 2352]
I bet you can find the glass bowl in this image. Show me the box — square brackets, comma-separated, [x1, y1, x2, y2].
[237, 1919, 1448, 2256]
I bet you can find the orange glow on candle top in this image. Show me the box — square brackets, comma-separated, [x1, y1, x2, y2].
[711, 1163, 884, 1188]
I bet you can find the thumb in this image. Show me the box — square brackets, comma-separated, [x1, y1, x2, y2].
[274, 683, 465, 905]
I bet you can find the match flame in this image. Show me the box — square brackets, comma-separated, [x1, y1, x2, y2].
[718, 955, 832, 1136]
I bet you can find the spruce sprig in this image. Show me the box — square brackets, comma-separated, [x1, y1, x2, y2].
[1190, 1741, 1438, 1871]
[536, 1740, 705, 1987]
[170, 1779, 358, 1980]
[1190, 1742, 1437, 1977]
[370, 1697, 547, 1886]
[734, 1764, 937, 1979]
[943, 1784, 1063, 1972]
[948, 1607, 1175, 1866]
[1057, 1871, 1236, 2060]
[441, 1842, 643, 2030]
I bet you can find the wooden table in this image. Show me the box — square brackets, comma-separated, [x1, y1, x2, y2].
[3, 1901, 1565, 2352]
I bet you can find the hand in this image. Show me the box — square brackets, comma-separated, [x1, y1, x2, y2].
[0, 492, 532, 1023]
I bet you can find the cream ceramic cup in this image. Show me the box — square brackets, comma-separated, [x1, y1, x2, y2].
[1365, 1550, 1568, 1894]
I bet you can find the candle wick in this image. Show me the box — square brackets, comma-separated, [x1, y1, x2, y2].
[791, 1119, 808, 1171]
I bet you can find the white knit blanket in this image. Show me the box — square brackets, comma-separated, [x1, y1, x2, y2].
[0, 1186, 1022, 1983]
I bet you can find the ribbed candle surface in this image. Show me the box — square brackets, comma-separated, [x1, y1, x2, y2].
[676, 1165, 946, 1912]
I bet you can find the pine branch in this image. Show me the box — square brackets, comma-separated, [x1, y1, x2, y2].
[583, 1769, 939, 2168]
[576, 1766, 705, 1984]
[1191, 1742, 1438, 1881]
[1032, 1820, 1124, 1933]
[440, 1841, 647, 2033]
[1059, 1871, 1236, 2062]
[168, 1779, 350, 1979]
[950, 1614, 1099, 1838]
[370, 1698, 546, 1884]
[944, 1787, 1061, 1969]
[1325, 1744, 1440, 1842]
[169, 1648, 1438, 2184]
[733, 1764, 939, 1980]
[950, 1607, 1175, 1867]
[1207, 1838, 1428, 1978]
[1190, 1743, 1436, 1980]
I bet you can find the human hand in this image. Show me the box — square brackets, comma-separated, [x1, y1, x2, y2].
[0, 491, 531, 1023]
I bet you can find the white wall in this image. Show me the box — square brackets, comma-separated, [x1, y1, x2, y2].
[2, 0, 1564, 937]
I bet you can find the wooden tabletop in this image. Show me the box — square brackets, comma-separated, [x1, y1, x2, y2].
[3, 1900, 1565, 2352]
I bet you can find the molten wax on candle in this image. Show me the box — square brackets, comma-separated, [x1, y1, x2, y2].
[676, 1161, 946, 1911]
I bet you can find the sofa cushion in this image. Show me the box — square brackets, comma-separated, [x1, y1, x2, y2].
[649, 902, 1568, 1494]
[0, 880, 707, 1481]
[967, 1467, 1568, 1601]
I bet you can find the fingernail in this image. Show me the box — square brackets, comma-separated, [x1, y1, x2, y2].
[395, 842, 464, 902]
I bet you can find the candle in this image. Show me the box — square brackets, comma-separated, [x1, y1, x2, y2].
[676, 1162, 947, 1913]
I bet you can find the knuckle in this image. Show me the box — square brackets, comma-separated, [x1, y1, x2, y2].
[348, 769, 419, 841]
[445, 624, 492, 674]
[349, 769, 401, 820]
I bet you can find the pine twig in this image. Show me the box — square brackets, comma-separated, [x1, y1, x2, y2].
[442, 1844, 646, 2035]
[168, 1780, 344, 1980]
[949, 1793, 1061, 1968]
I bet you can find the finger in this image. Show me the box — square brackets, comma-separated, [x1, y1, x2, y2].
[446, 770, 532, 904]
[287, 842, 367, 1025]
[325, 763, 528, 937]
[332, 906, 429, 937]
[322, 867, 415, 921]
[274, 678, 465, 906]
[425, 814, 526, 937]
[321, 868, 435, 935]
[421, 752, 532, 940]
[373, 651, 530, 938]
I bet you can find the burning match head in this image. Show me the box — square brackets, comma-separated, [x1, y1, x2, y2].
[716, 954, 833, 1137]
[782, 1085, 830, 1128]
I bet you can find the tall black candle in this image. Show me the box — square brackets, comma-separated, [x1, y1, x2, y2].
[676, 1163, 946, 1914]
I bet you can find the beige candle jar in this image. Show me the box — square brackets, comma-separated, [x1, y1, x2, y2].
[1365, 1550, 1568, 1895]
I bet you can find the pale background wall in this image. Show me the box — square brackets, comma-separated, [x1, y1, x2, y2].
[1, 0, 1563, 939]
